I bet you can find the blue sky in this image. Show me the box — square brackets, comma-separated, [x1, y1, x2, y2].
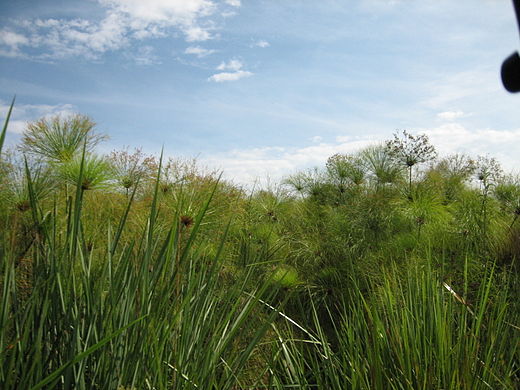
[1, 0, 520, 184]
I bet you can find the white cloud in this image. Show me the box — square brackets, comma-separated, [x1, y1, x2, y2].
[99, 0, 215, 23]
[208, 70, 253, 82]
[422, 123, 520, 170]
[0, 0, 229, 61]
[437, 110, 465, 121]
[184, 26, 213, 42]
[0, 30, 29, 48]
[203, 124, 520, 185]
[0, 29, 31, 58]
[421, 69, 497, 110]
[0, 100, 77, 135]
[203, 136, 380, 184]
[310, 136, 323, 143]
[221, 11, 238, 18]
[217, 59, 243, 71]
[254, 39, 270, 48]
[209, 58, 253, 82]
[1, 13, 128, 61]
[130, 45, 161, 65]
[224, 0, 241, 7]
[99, 0, 217, 44]
[185, 45, 216, 57]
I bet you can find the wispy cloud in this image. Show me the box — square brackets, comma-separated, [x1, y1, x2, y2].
[421, 69, 497, 110]
[0, 0, 233, 61]
[221, 11, 238, 18]
[184, 25, 213, 42]
[209, 58, 253, 82]
[208, 70, 253, 82]
[94, 0, 217, 43]
[0, 30, 29, 47]
[224, 0, 241, 7]
[436, 110, 466, 121]
[423, 123, 520, 169]
[216, 59, 243, 71]
[0, 29, 30, 57]
[253, 39, 270, 48]
[129, 45, 161, 65]
[203, 135, 379, 184]
[204, 123, 520, 185]
[185, 45, 216, 57]
[0, 100, 77, 135]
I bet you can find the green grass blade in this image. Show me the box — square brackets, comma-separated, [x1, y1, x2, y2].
[30, 315, 147, 390]
[0, 96, 15, 156]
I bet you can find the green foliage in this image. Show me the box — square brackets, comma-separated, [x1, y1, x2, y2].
[326, 153, 365, 187]
[283, 171, 309, 196]
[427, 154, 475, 203]
[1, 107, 518, 389]
[268, 263, 519, 389]
[270, 265, 300, 288]
[0, 154, 281, 389]
[109, 147, 155, 193]
[20, 114, 106, 163]
[495, 175, 520, 218]
[59, 153, 114, 190]
[0, 97, 15, 157]
[475, 155, 503, 189]
[386, 129, 437, 168]
[0, 151, 55, 212]
[360, 144, 403, 186]
[386, 129, 437, 197]
[400, 180, 450, 237]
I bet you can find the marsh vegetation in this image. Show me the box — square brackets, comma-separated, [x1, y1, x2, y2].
[1, 102, 519, 389]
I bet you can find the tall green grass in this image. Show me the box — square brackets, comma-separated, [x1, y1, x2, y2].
[0, 161, 284, 388]
[0, 108, 281, 388]
[1, 102, 518, 389]
[268, 261, 519, 389]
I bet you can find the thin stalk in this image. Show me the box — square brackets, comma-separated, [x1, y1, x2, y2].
[0, 96, 15, 156]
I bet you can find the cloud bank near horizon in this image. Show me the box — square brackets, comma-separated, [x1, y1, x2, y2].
[2, 98, 520, 186]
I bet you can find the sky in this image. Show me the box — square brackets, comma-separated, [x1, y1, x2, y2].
[1, 0, 520, 185]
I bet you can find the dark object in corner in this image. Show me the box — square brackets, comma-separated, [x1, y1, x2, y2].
[502, 52, 520, 92]
[502, 0, 520, 92]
